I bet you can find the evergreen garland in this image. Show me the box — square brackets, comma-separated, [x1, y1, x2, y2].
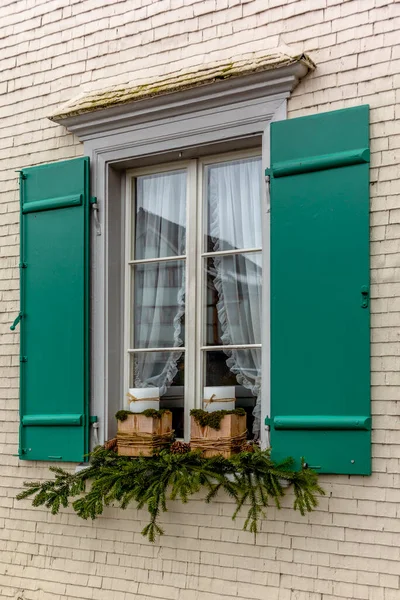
[17, 446, 324, 543]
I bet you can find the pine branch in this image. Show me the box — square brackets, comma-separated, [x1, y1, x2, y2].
[16, 446, 324, 543]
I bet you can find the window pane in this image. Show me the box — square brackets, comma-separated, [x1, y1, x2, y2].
[204, 349, 261, 439]
[204, 253, 262, 346]
[129, 352, 185, 438]
[133, 260, 185, 348]
[205, 157, 262, 253]
[134, 170, 186, 260]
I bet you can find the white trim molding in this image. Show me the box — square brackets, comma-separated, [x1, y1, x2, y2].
[50, 50, 314, 444]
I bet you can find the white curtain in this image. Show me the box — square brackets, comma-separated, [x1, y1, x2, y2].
[208, 158, 263, 437]
[133, 171, 186, 394]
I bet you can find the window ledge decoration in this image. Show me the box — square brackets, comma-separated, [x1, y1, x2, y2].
[17, 426, 324, 543]
[190, 408, 247, 458]
[48, 46, 315, 137]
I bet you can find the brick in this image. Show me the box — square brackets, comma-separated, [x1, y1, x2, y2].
[0, 1, 400, 600]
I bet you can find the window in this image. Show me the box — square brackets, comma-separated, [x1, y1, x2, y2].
[125, 151, 263, 439]
[18, 56, 371, 474]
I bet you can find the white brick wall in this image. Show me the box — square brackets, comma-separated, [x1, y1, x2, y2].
[1, 0, 400, 599]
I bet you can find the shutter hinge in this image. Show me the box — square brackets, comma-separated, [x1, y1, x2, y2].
[19, 262, 27, 269]
[361, 286, 369, 308]
[20, 356, 28, 363]
[90, 197, 101, 236]
[10, 312, 23, 331]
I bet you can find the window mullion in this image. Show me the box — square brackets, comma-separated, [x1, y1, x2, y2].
[201, 247, 262, 258]
[123, 175, 134, 407]
[200, 344, 262, 351]
[195, 157, 206, 418]
[128, 347, 187, 353]
[184, 160, 198, 440]
[128, 255, 186, 265]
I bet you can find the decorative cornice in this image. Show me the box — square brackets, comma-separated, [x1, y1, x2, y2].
[49, 50, 315, 139]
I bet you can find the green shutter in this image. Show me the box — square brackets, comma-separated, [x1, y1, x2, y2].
[18, 157, 91, 462]
[269, 105, 370, 475]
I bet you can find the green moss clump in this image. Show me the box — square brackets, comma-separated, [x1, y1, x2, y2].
[141, 409, 171, 419]
[115, 410, 131, 421]
[190, 408, 246, 430]
[115, 409, 171, 421]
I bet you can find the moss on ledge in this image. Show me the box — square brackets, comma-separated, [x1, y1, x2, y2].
[115, 409, 171, 421]
[190, 408, 246, 430]
[49, 51, 315, 121]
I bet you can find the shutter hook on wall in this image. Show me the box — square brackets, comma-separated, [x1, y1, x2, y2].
[90, 416, 99, 446]
[264, 168, 271, 214]
[10, 312, 23, 331]
[90, 197, 101, 236]
[92, 421, 99, 446]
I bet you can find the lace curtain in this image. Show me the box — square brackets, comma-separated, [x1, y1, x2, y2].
[133, 170, 186, 394]
[207, 158, 262, 436]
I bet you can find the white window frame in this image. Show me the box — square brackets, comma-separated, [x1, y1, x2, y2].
[50, 61, 311, 448]
[124, 160, 197, 437]
[125, 149, 262, 439]
[197, 150, 264, 439]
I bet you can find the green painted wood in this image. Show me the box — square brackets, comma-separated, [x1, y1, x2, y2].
[271, 147, 370, 178]
[22, 414, 84, 426]
[19, 157, 90, 462]
[271, 415, 371, 431]
[22, 194, 82, 214]
[270, 105, 370, 475]
[10, 312, 23, 331]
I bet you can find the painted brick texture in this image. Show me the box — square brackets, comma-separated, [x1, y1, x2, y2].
[1, 0, 400, 599]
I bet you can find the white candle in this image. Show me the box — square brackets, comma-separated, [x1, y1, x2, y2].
[203, 386, 235, 412]
[128, 387, 160, 413]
